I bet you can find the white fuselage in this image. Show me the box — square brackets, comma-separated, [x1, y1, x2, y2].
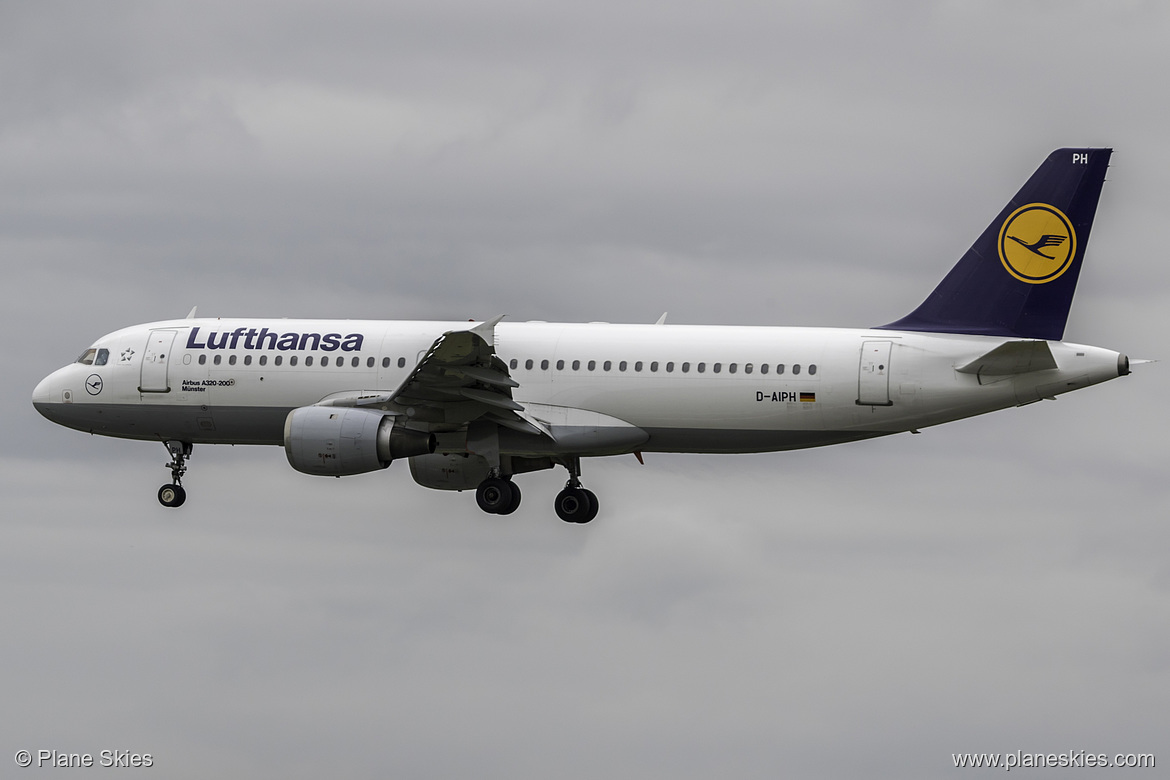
[32, 318, 1126, 455]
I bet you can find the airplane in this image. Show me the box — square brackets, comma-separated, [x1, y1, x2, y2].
[33, 148, 1137, 523]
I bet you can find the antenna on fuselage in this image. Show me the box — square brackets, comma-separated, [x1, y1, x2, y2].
[185, 306, 198, 319]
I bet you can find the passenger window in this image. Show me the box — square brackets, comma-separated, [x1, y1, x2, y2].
[635, 361, 643, 372]
[776, 364, 785, 375]
[603, 360, 612, 371]
[588, 360, 596, 371]
[793, 364, 801, 375]
[259, 356, 267, 366]
[305, 356, 314, 366]
[713, 363, 721, 373]
[541, 359, 549, 370]
[352, 357, 359, 367]
[382, 357, 390, 368]
[244, 355, 252, 366]
[697, 363, 705, 373]
[650, 361, 659, 372]
[198, 354, 207, 365]
[214, 355, 222, 366]
[510, 358, 518, 369]
[366, 357, 374, 368]
[744, 363, 753, 374]
[95, 349, 110, 366]
[275, 356, 282, 366]
[666, 362, 674, 373]
[76, 349, 97, 365]
[760, 363, 768, 375]
[229, 355, 238, 366]
[729, 363, 737, 374]
[556, 360, 565, 370]
[681, 362, 690, 373]
[572, 360, 581, 371]
[290, 356, 298, 366]
[525, 359, 534, 370]
[619, 361, 627, 371]
[398, 357, 406, 368]
[809, 364, 817, 376]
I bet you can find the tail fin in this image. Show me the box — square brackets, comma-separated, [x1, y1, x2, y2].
[879, 148, 1111, 340]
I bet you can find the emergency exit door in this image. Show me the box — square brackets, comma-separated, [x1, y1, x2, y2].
[858, 340, 893, 406]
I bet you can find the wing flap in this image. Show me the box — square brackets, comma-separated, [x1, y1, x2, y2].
[379, 317, 549, 436]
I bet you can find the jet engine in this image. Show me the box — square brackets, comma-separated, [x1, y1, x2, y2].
[284, 406, 434, 477]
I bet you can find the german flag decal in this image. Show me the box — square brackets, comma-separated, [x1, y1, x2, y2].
[800, 392, 816, 403]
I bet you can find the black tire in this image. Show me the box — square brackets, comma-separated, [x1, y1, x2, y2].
[476, 477, 513, 514]
[496, 482, 522, 515]
[580, 488, 599, 523]
[555, 487, 596, 523]
[158, 484, 186, 508]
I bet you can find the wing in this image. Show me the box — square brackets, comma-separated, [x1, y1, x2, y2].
[323, 317, 551, 438]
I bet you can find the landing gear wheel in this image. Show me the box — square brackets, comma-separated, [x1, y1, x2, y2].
[496, 482, 522, 515]
[476, 477, 517, 515]
[580, 488, 598, 520]
[158, 483, 186, 508]
[555, 487, 599, 524]
[159, 441, 192, 508]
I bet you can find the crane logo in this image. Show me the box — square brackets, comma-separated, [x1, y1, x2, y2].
[998, 203, 1077, 284]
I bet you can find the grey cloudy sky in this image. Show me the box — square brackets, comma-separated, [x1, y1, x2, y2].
[3, 2, 1167, 778]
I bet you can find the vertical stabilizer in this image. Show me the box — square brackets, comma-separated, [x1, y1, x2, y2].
[879, 148, 1111, 340]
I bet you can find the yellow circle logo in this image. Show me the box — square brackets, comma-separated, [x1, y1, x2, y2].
[998, 203, 1076, 284]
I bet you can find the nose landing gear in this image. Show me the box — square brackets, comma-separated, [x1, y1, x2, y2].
[158, 440, 191, 508]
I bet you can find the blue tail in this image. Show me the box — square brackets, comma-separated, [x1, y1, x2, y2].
[879, 148, 1111, 340]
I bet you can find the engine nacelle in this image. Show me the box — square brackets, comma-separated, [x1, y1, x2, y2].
[284, 406, 435, 477]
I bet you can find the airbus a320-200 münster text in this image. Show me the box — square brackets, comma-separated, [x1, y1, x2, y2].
[34, 149, 1140, 523]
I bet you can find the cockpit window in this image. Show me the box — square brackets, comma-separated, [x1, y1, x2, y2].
[76, 348, 97, 365]
[94, 349, 110, 366]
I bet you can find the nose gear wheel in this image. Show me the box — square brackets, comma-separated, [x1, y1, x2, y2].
[158, 440, 192, 508]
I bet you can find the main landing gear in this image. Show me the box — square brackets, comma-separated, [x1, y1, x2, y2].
[554, 483, 598, 524]
[554, 457, 598, 524]
[476, 476, 522, 515]
[474, 457, 599, 524]
[158, 440, 191, 508]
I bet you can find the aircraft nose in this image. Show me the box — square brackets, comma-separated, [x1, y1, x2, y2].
[32, 370, 68, 421]
[32, 374, 54, 405]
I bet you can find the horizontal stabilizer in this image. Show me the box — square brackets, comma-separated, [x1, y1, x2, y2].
[956, 340, 1057, 376]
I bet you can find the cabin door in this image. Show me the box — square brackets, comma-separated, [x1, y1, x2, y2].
[140, 329, 178, 392]
[858, 340, 893, 406]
